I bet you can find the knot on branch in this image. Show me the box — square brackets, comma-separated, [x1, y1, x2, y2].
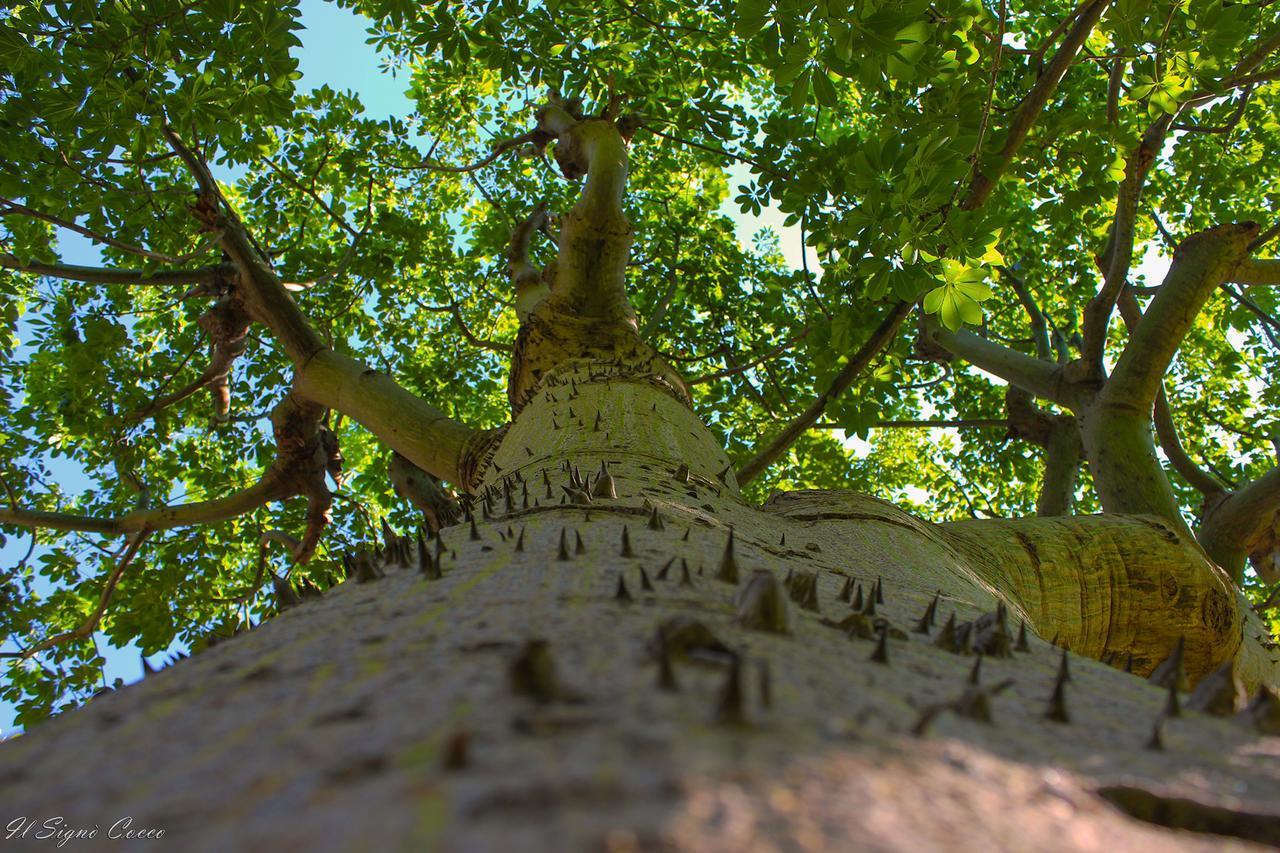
[389, 452, 461, 533]
[267, 397, 340, 563]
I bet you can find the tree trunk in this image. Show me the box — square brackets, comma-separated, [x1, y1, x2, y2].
[2, 117, 1277, 851]
[1, 355, 1278, 850]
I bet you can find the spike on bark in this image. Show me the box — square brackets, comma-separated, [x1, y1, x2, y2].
[716, 528, 739, 584]
[838, 576, 853, 603]
[968, 653, 982, 685]
[1045, 671, 1070, 723]
[1164, 680, 1181, 718]
[1238, 686, 1280, 734]
[515, 527, 526, 553]
[851, 584, 863, 611]
[1186, 661, 1243, 716]
[934, 613, 960, 653]
[679, 558, 693, 587]
[656, 557, 674, 581]
[734, 570, 788, 634]
[647, 506, 664, 531]
[715, 656, 747, 727]
[869, 629, 889, 664]
[1057, 647, 1071, 683]
[874, 576, 884, 604]
[353, 550, 380, 584]
[418, 531, 441, 580]
[681, 528, 690, 541]
[639, 565, 654, 592]
[273, 574, 302, 610]
[470, 517, 481, 541]
[620, 525, 634, 558]
[1148, 636, 1189, 692]
[592, 461, 617, 499]
[509, 640, 559, 703]
[574, 529, 586, 555]
[615, 572, 633, 603]
[674, 463, 690, 484]
[557, 528, 571, 561]
[1015, 620, 1030, 652]
[1145, 717, 1165, 751]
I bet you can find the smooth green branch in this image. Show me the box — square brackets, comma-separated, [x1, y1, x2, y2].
[535, 103, 636, 323]
[923, 322, 1084, 410]
[1101, 223, 1258, 413]
[1199, 468, 1280, 582]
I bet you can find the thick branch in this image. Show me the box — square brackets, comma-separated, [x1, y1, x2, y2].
[509, 202, 551, 324]
[1233, 258, 1280, 286]
[959, 0, 1112, 210]
[1079, 114, 1174, 372]
[1037, 417, 1082, 516]
[736, 302, 910, 486]
[1101, 223, 1258, 412]
[538, 106, 635, 323]
[162, 124, 326, 365]
[1082, 226, 1257, 535]
[294, 349, 476, 485]
[924, 324, 1081, 409]
[1199, 468, 1280, 583]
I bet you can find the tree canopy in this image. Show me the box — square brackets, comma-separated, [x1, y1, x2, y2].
[1, 0, 1279, 725]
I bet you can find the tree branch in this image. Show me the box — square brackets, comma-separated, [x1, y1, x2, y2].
[0, 254, 230, 286]
[960, 0, 1112, 210]
[0, 476, 287, 536]
[1153, 386, 1226, 496]
[924, 323, 1081, 409]
[1101, 223, 1258, 412]
[688, 328, 810, 385]
[1199, 467, 1280, 582]
[1232, 258, 1280, 286]
[736, 302, 911, 486]
[4, 532, 151, 659]
[1001, 266, 1053, 359]
[0, 196, 187, 264]
[1037, 417, 1083, 516]
[293, 349, 476, 485]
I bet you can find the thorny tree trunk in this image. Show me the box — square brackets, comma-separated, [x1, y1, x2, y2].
[2, 114, 1280, 852]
